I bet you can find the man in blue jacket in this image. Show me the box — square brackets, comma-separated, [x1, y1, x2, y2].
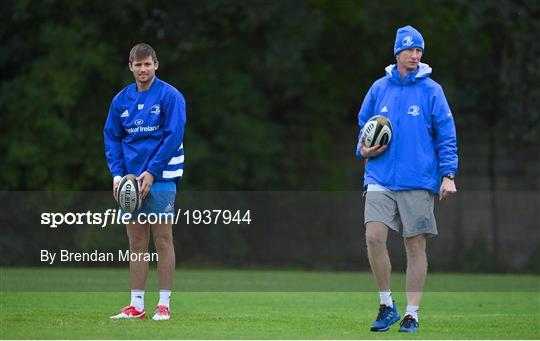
[104, 43, 186, 321]
[356, 26, 457, 333]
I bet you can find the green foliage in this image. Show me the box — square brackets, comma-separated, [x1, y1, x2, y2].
[524, 245, 540, 274]
[457, 240, 496, 273]
[1, 0, 538, 191]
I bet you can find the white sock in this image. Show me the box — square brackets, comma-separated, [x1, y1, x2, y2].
[158, 290, 171, 308]
[130, 290, 145, 311]
[405, 305, 419, 321]
[379, 291, 393, 307]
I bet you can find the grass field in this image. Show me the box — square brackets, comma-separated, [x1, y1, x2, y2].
[1, 268, 539, 339]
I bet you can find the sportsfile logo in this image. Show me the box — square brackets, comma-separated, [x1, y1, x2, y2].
[40, 209, 252, 228]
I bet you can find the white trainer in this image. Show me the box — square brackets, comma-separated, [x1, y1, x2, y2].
[110, 305, 146, 319]
[152, 305, 171, 320]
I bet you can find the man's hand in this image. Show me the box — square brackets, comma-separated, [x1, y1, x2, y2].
[112, 176, 122, 202]
[137, 171, 154, 200]
[439, 177, 457, 200]
[359, 139, 388, 159]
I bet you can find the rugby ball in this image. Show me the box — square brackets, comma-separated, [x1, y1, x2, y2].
[361, 115, 393, 148]
[116, 174, 142, 213]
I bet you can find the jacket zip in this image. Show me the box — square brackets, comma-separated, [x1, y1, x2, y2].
[393, 79, 405, 188]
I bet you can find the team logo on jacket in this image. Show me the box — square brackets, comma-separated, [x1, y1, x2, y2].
[135, 119, 144, 125]
[407, 105, 420, 116]
[121, 110, 129, 118]
[381, 106, 388, 113]
[150, 104, 161, 115]
[138, 104, 144, 110]
[402, 36, 413, 47]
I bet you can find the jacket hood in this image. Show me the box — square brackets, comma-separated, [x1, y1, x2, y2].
[385, 62, 432, 84]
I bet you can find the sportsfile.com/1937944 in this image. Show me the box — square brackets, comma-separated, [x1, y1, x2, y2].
[176, 209, 252, 225]
[40, 209, 252, 228]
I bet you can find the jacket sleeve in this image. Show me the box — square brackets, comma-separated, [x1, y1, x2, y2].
[356, 85, 376, 159]
[103, 99, 126, 178]
[146, 91, 186, 178]
[432, 85, 458, 176]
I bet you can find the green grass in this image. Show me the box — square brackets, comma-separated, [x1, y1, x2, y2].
[1, 268, 539, 339]
[2, 267, 538, 292]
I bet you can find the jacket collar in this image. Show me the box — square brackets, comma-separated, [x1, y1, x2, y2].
[385, 63, 432, 85]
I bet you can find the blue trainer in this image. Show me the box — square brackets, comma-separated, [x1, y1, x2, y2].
[370, 301, 400, 332]
[399, 314, 419, 333]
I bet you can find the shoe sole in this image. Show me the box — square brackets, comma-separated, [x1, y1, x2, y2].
[110, 317, 145, 319]
[399, 328, 417, 333]
[110, 314, 146, 319]
[370, 317, 400, 332]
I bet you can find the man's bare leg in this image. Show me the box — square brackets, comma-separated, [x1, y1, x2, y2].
[127, 221, 150, 289]
[366, 221, 400, 331]
[110, 221, 150, 317]
[366, 221, 391, 292]
[150, 221, 175, 319]
[404, 234, 427, 320]
[151, 222, 175, 290]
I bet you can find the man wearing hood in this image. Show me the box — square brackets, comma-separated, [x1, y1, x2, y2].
[356, 25, 458, 333]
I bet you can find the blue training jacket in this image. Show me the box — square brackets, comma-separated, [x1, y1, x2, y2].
[356, 63, 458, 193]
[104, 77, 186, 182]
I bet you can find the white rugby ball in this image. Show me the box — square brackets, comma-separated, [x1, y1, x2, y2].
[361, 115, 393, 148]
[116, 174, 142, 213]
